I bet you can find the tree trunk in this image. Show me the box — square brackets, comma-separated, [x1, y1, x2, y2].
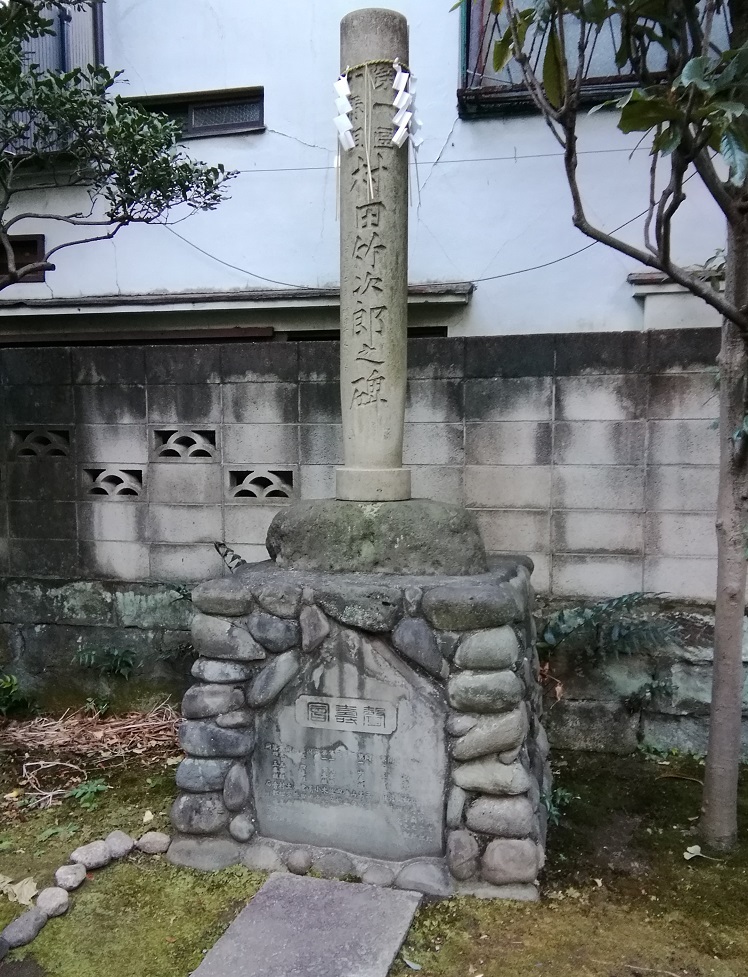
[700, 217, 748, 851]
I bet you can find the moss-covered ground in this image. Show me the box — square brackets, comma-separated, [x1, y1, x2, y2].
[0, 738, 746, 976]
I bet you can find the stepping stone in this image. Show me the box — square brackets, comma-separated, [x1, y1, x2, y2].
[192, 873, 421, 977]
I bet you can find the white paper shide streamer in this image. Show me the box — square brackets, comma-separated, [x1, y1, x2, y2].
[332, 61, 423, 153]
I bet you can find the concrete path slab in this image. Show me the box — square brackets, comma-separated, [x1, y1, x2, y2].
[190, 874, 421, 977]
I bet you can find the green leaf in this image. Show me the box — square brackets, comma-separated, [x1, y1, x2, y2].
[493, 29, 514, 74]
[720, 129, 748, 187]
[676, 56, 712, 92]
[542, 22, 566, 109]
[618, 92, 681, 134]
[652, 124, 682, 155]
[490, 0, 504, 13]
[449, 0, 466, 9]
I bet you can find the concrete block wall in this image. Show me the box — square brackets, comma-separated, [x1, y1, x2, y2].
[0, 328, 721, 599]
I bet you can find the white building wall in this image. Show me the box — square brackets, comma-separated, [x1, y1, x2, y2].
[0, 0, 726, 336]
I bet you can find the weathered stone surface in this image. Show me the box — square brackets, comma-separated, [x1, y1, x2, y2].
[246, 651, 301, 707]
[395, 860, 454, 897]
[137, 831, 171, 854]
[1, 908, 47, 948]
[446, 785, 467, 829]
[54, 863, 86, 891]
[36, 887, 69, 917]
[70, 840, 110, 869]
[191, 658, 255, 684]
[447, 830, 480, 881]
[171, 792, 229, 835]
[0, 936, 8, 962]
[254, 581, 303, 619]
[453, 758, 532, 795]
[498, 744, 523, 764]
[286, 848, 313, 875]
[447, 670, 523, 713]
[182, 684, 245, 719]
[536, 721, 550, 760]
[315, 582, 403, 632]
[451, 708, 528, 761]
[253, 629, 448, 862]
[314, 851, 357, 880]
[167, 836, 241, 870]
[466, 796, 535, 837]
[266, 499, 488, 575]
[481, 839, 542, 885]
[229, 814, 256, 842]
[457, 882, 539, 902]
[223, 762, 251, 811]
[446, 712, 478, 737]
[242, 843, 287, 873]
[105, 830, 135, 859]
[361, 864, 395, 887]
[391, 617, 443, 678]
[244, 610, 299, 653]
[189, 873, 421, 977]
[454, 627, 521, 670]
[192, 577, 253, 617]
[215, 708, 254, 728]
[434, 630, 461, 661]
[422, 584, 518, 631]
[403, 586, 423, 616]
[179, 720, 255, 758]
[544, 700, 638, 754]
[192, 612, 266, 661]
[299, 604, 330, 653]
[176, 758, 232, 792]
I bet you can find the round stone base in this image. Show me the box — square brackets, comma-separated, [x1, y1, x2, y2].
[336, 466, 412, 502]
[266, 499, 489, 575]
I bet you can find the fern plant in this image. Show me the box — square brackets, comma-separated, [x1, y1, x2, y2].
[0, 673, 35, 717]
[74, 647, 137, 680]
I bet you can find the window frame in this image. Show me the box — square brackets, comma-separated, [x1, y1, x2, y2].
[0, 235, 47, 284]
[132, 87, 265, 139]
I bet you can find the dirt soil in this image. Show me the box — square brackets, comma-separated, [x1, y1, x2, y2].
[0, 725, 746, 977]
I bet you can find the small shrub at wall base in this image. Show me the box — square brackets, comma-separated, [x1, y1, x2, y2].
[65, 778, 110, 810]
[74, 648, 137, 681]
[0, 673, 36, 716]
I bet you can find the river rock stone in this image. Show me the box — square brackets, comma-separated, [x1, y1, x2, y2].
[403, 586, 423, 616]
[299, 605, 330, 653]
[191, 658, 255, 684]
[215, 709, 255, 728]
[315, 581, 403, 632]
[167, 836, 241, 870]
[137, 831, 171, 854]
[447, 830, 480, 881]
[447, 670, 523, 713]
[434, 630, 461, 661]
[105, 830, 135, 859]
[457, 882, 539, 902]
[481, 839, 542, 885]
[446, 785, 468, 829]
[453, 758, 532, 795]
[466, 796, 535, 837]
[223, 762, 250, 811]
[253, 580, 303, 619]
[179, 720, 255, 758]
[192, 612, 266, 661]
[498, 744, 523, 764]
[1, 908, 48, 948]
[395, 860, 453, 897]
[243, 609, 299, 653]
[36, 887, 69, 917]
[422, 583, 518, 631]
[454, 627, 521, 670]
[451, 708, 528, 761]
[176, 758, 233, 792]
[182, 684, 245, 719]
[392, 617, 443, 678]
[54, 863, 86, 891]
[446, 712, 478, 737]
[171, 792, 229, 835]
[70, 840, 110, 869]
[286, 848, 313, 875]
[246, 651, 301, 707]
[0, 937, 8, 961]
[314, 851, 357, 880]
[243, 843, 286, 873]
[361, 864, 396, 887]
[229, 814, 256, 842]
[266, 499, 488, 575]
[192, 577, 253, 617]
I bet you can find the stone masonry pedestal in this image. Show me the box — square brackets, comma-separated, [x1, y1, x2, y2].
[169, 554, 550, 899]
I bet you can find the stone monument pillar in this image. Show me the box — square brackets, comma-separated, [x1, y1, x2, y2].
[336, 8, 411, 503]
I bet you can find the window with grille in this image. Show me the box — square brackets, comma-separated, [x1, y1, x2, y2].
[459, 1, 731, 116]
[21, 2, 103, 73]
[0, 235, 46, 284]
[138, 89, 265, 139]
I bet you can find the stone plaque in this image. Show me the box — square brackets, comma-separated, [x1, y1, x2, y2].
[254, 629, 447, 861]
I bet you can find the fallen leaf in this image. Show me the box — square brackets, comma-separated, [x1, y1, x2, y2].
[401, 958, 422, 972]
[1, 877, 38, 906]
[143, 810, 154, 824]
[684, 845, 702, 860]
